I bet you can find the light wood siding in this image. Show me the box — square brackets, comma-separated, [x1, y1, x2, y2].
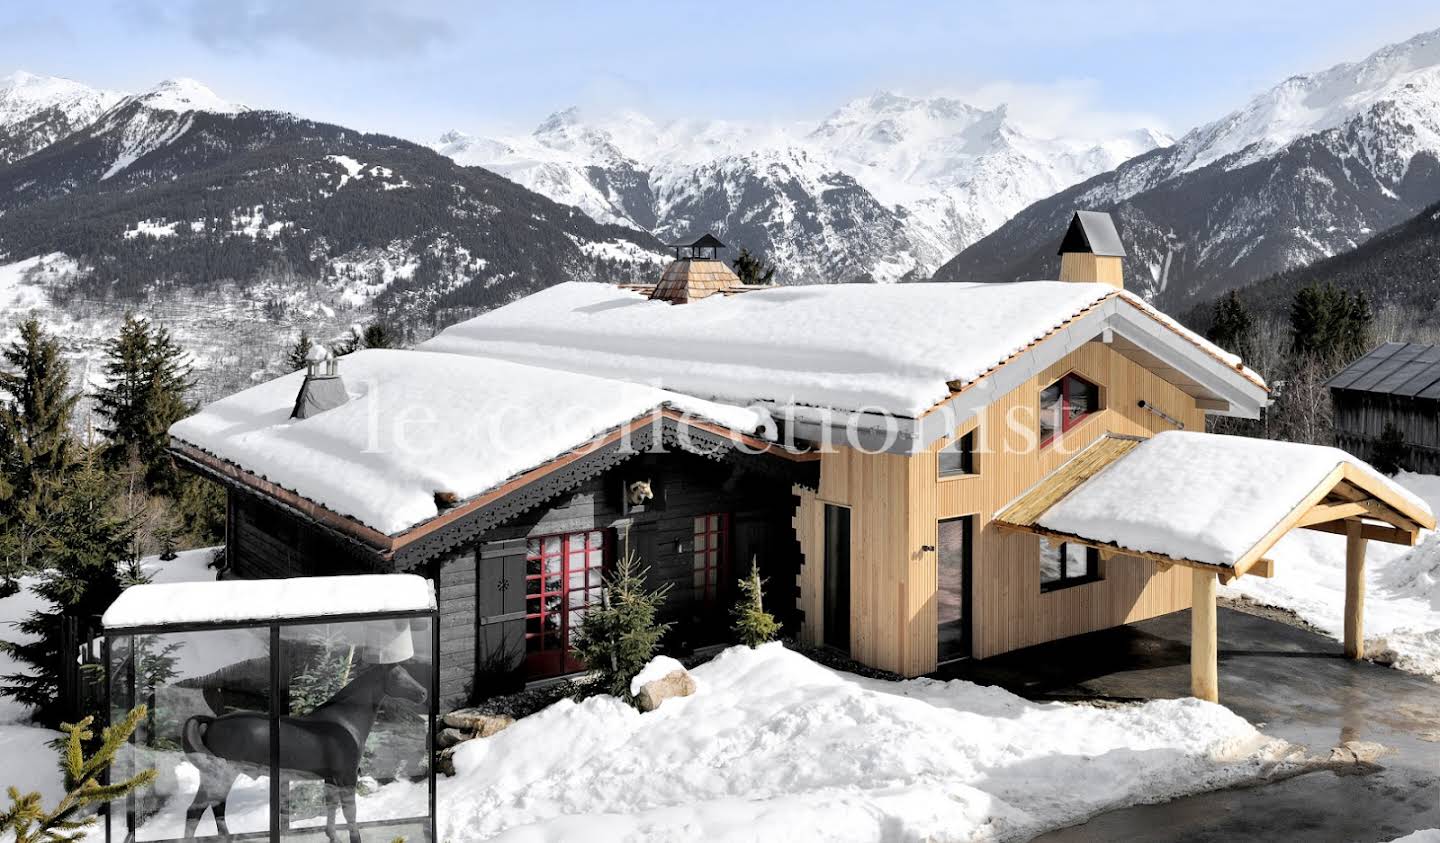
[797, 339, 1204, 675]
[1057, 253, 1123, 287]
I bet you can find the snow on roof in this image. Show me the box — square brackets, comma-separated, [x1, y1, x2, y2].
[103, 573, 435, 629]
[421, 280, 1121, 417]
[1036, 431, 1432, 568]
[169, 350, 764, 535]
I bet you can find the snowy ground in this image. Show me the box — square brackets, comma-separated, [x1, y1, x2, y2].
[1222, 471, 1440, 680]
[429, 644, 1296, 842]
[0, 548, 219, 814]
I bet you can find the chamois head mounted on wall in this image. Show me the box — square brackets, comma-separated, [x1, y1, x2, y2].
[626, 479, 654, 507]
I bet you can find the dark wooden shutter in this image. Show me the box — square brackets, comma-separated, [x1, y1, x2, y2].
[476, 538, 528, 695]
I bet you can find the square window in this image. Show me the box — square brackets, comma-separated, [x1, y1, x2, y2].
[1040, 537, 1101, 592]
[939, 430, 976, 477]
[1039, 373, 1101, 446]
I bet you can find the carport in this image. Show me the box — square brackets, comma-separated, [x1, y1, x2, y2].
[996, 431, 1434, 702]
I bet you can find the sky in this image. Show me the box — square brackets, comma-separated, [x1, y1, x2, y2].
[5, 1, 1440, 142]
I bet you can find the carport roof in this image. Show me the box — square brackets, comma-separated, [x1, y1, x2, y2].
[996, 431, 1434, 579]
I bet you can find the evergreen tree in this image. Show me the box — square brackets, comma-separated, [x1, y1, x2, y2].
[93, 316, 196, 494]
[361, 323, 396, 349]
[0, 319, 78, 582]
[0, 454, 134, 727]
[570, 551, 672, 703]
[1288, 283, 1373, 362]
[731, 558, 780, 647]
[285, 332, 315, 372]
[1371, 421, 1408, 476]
[1207, 291, 1254, 359]
[732, 248, 776, 285]
[0, 707, 156, 843]
[330, 328, 362, 357]
[174, 475, 226, 547]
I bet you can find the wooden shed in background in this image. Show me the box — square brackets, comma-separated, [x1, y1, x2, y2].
[1327, 342, 1440, 473]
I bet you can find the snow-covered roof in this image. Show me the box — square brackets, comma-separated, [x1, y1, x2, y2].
[422, 281, 1265, 425]
[103, 573, 435, 629]
[169, 350, 765, 536]
[422, 280, 1121, 417]
[1028, 431, 1433, 569]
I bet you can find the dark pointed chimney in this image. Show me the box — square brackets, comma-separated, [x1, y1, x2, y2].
[291, 345, 349, 419]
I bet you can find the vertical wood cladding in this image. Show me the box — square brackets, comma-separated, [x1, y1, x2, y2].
[797, 340, 1203, 676]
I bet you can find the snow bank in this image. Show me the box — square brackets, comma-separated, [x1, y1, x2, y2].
[103, 573, 434, 629]
[1387, 830, 1440, 843]
[422, 280, 1119, 416]
[1223, 471, 1440, 680]
[434, 643, 1290, 841]
[1039, 432, 1430, 568]
[170, 349, 765, 535]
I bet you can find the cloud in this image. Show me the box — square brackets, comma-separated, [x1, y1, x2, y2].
[161, 0, 450, 59]
[949, 78, 1173, 140]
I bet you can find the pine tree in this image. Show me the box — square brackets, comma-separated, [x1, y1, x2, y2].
[285, 332, 315, 372]
[1208, 291, 1254, 359]
[0, 453, 134, 727]
[93, 316, 196, 494]
[570, 551, 672, 703]
[0, 707, 156, 843]
[731, 558, 780, 647]
[361, 323, 396, 349]
[174, 475, 226, 547]
[1371, 421, 1408, 476]
[732, 248, 776, 285]
[0, 318, 78, 582]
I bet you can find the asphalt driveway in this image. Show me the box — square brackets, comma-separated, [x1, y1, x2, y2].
[938, 606, 1440, 842]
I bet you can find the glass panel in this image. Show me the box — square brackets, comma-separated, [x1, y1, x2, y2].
[937, 517, 968, 661]
[695, 531, 707, 551]
[526, 539, 539, 557]
[938, 432, 973, 476]
[278, 618, 432, 841]
[1039, 381, 1063, 443]
[110, 627, 272, 842]
[587, 531, 603, 550]
[1039, 538, 1063, 585]
[1064, 544, 1093, 580]
[542, 536, 562, 556]
[1066, 375, 1098, 424]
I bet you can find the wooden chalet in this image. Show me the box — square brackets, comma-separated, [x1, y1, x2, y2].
[1328, 341, 1440, 473]
[169, 215, 1433, 708]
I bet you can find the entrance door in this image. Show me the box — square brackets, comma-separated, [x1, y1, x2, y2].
[524, 529, 606, 677]
[937, 516, 973, 662]
[823, 504, 851, 652]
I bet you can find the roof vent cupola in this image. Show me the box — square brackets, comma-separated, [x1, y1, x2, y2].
[1057, 210, 1125, 289]
[649, 233, 742, 304]
[291, 344, 349, 419]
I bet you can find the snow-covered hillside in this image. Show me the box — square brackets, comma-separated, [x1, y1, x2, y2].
[0, 70, 122, 163]
[939, 27, 1440, 306]
[435, 93, 1168, 282]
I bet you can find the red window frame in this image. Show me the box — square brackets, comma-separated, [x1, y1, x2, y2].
[693, 513, 730, 610]
[1039, 373, 1100, 446]
[524, 529, 606, 677]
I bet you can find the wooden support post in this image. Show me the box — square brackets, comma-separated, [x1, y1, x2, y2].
[1191, 568, 1218, 703]
[1345, 519, 1367, 660]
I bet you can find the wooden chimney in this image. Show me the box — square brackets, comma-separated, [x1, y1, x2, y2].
[650, 233, 741, 304]
[1057, 210, 1125, 289]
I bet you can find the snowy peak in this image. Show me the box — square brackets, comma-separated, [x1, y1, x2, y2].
[127, 78, 246, 116]
[0, 70, 123, 125]
[1171, 26, 1440, 173]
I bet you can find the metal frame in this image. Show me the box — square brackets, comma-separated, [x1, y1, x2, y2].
[105, 605, 440, 843]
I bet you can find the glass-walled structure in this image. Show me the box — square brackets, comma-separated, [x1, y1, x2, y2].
[103, 575, 438, 843]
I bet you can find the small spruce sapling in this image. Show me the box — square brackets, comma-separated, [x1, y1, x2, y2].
[1371, 421, 1409, 476]
[731, 557, 780, 647]
[0, 706, 156, 843]
[570, 550, 672, 702]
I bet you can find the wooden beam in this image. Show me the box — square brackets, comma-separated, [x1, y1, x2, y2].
[1345, 520, 1367, 660]
[1248, 558, 1275, 578]
[1194, 398, 1231, 412]
[1230, 465, 1346, 574]
[1301, 519, 1418, 546]
[1296, 500, 1379, 527]
[1191, 568, 1218, 703]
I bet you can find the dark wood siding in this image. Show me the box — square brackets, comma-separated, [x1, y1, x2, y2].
[1332, 390, 1440, 473]
[223, 449, 801, 705]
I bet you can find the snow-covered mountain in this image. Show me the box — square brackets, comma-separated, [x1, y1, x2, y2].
[937, 28, 1440, 307]
[0, 71, 122, 163]
[434, 94, 1169, 282]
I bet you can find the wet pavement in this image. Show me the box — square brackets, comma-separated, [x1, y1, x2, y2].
[937, 608, 1440, 842]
